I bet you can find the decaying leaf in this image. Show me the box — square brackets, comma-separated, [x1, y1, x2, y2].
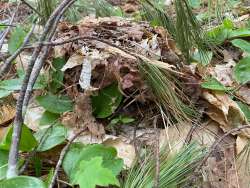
[62, 92, 105, 137]
[202, 91, 250, 137]
[0, 104, 15, 127]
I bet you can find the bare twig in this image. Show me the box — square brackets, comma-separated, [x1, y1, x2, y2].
[7, 0, 75, 178]
[153, 117, 160, 188]
[0, 4, 19, 51]
[0, 24, 35, 78]
[48, 128, 86, 188]
[22, 0, 76, 112]
[196, 125, 250, 172]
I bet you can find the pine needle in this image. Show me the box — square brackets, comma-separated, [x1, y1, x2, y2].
[123, 142, 205, 188]
[138, 59, 198, 124]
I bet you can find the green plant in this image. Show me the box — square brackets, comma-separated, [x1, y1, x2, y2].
[139, 60, 197, 124]
[141, 0, 209, 62]
[36, 0, 57, 25]
[123, 142, 205, 188]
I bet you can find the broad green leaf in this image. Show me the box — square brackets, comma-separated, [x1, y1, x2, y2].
[8, 26, 27, 54]
[0, 176, 46, 188]
[63, 144, 123, 181]
[0, 89, 12, 99]
[34, 124, 67, 152]
[231, 39, 250, 54]
[36, 94, 73, 114]
[229, 29, 250, 38]
[0, 125, 38, 151]
[0, 150, 8, 180]
[233, 57, 250, 83]
[0, 79, 22, 90]
[192, 50, 213, 65]
[237, 101, 250, 122]
[71, 157, 119, 188]
[0, 76, 45, 91]
[39, 111, 60, 126]
[201, 77, 229, 91]
[206, 26, 230, 45]
[92, 83, 123, 118]
[62, 143, 84, 178]
[50, 58, 65, 93]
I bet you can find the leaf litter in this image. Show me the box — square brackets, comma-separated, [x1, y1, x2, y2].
[1, 1, 250, 187]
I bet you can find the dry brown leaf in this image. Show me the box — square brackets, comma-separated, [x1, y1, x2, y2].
[61, 52, 84, 72]
[202, 91, 250, 137]
[236, 86, 250, 105]
[103, 137, 136, 168]
[62, 92, 105, 137]
[236, 135, 249, 154]
[0, 104, 15, 127]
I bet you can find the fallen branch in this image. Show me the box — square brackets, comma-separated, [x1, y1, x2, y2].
[7, 0, 76, 178]
[25, 36, 182, 75]
[48, 128, 87, 188]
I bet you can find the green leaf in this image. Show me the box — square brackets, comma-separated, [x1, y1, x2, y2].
[0, 89, 12, 99]
[229, 29, 250, 38]
[192, 50, 213, 65]
[8, 26, 27, 54]
[0, 150, 8, 180]
[50, 58, 65, 93]
[120, 116, 135, 124]
[39, 111, 60, 126]
[63, 144, 123, 181]
[231, 39, 250, 54]
[0, 125, 38, 151]
[0, 79, 22, 90]
[92, 83, 123, 118]
[206, 26, 230, 45]
[233, 56, 250, 83]
[0, 176, 46, 188]
[71, 157, 119, 188]
[237, 101, 250, 122]
[110, 118, 120, 125]
[36, 94, 73, 114]
[0, 76, 45, 91]
[223, 19, 234, 29]
[34, 124, 67, 152]
[201, 77, 229, 91]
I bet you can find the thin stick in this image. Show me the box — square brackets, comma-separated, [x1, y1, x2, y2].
[153, 117, 160, 188]
[0, 4, 19, 51]
[7, 0, 75, 178]
[0, 24, 36, 78]
[48, 128, 86, 188]
[196, 125, 250, 172]
[22, 0, 76, 112]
